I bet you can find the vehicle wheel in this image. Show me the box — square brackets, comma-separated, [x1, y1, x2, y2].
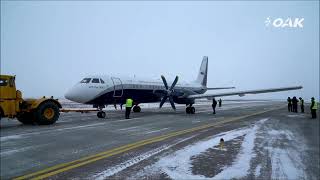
[186, 107, 191, 114]
[17, 112, 35, 124]
[97, 111, 101, 118]
[133, 106, 141, 113]
[190, 107, 195, 114]
[34, 101, 60, 125]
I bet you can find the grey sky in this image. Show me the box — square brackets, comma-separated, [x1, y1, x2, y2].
[1, 1, 319, 100]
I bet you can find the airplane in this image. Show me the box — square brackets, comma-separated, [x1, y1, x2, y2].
[64, 56, 302, 118]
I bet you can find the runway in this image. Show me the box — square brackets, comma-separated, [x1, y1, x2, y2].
[1, 101, 319, 179]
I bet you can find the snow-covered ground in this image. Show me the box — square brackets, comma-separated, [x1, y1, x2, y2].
[126, 117, 312, 180]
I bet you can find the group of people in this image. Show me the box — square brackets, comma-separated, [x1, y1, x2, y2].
[124, 96, 317, 119]
[287, 96, 318, 119]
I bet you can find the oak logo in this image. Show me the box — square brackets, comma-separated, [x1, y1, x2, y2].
[265, 17, 304, 28]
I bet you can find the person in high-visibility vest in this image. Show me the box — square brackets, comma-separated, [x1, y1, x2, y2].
[125, 98, 133, 119]
[310, 97, 318, 119]
[299, 97, 304, 113]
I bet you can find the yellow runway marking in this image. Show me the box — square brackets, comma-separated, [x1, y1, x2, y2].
[14, 107, 281, 180]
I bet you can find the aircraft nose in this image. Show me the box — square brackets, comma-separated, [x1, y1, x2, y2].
[64, 89, 76, 102]
[64, 84, 97, 103]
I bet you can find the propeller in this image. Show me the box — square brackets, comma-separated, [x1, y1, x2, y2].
[159, 75, 179, 110]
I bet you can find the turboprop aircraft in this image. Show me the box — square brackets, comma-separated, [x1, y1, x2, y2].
[64, 56, 302, 118]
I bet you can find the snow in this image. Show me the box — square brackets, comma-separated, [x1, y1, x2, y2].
[145, 128, 169, 134]
[148, 123, 262, 180]
[92, 135, 197, 180]
[213, 119, 268, 179]
[255, 164, 261, 177]
[265, 125, 307, 179]
[91, 116, 308, 180]
[0, 134, 22, 142]
[137, 118, 307, 180]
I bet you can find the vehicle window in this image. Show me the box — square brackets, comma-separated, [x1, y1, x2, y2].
[9, 78, 15, 87]
[100, 79, 105, 84]
[80, 78, 91, 83]
[0, 79, 8, 86]
[92, 78, 100, 83]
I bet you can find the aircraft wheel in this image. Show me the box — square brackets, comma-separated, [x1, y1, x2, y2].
[186, 107, 191, 114]
[133, 106, 141, 113]
[97, 111, 106, 118]
[190, 107, 195, 114]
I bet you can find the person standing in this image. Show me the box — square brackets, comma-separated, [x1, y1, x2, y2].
[212, 98, 217, 114]
[287, 97, 292, 112]
[125, 98, 133, 119]
[218, 99, 222, 107]
[292, 96, 298, 113]
[310, 97, 318, 119]
[299, 97, 304, 113]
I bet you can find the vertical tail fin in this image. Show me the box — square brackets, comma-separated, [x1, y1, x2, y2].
[195, 56, 208, 87]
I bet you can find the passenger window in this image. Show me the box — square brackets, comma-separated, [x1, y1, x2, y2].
[92, 78, 100, 83]
[0, 79, 8, 86]
[80, 78, 91, 83]
[100, 79, 105, 84]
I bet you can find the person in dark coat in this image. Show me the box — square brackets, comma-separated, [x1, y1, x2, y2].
[287, 97, 292, 112]
[292, 96, 298, 113]
[212, 98, 217, 114]
[218, 99, 222, 107]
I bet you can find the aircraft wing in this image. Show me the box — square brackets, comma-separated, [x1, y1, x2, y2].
[207, 87, 235, 90]
[187, 86, 303, 99]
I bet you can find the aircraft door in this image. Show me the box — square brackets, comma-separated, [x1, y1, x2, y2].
[111, 77, 123, 97]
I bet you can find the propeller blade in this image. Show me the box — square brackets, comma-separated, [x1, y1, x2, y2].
[159, 96, 168, 108]
[161, 75, 169, 90]
[169, 96, 176, 110]
[169, 76, 179, 91]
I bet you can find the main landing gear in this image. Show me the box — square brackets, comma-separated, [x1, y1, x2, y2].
[133, 105, 141, 113]
[186, 105, 195, 114]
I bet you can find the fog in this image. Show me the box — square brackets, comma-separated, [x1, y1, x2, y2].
[1, 1, 319, 101]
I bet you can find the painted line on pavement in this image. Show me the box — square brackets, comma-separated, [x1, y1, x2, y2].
[14, 106, 283, 180]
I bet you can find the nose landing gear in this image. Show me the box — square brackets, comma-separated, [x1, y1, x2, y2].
[95, 105, 106, 118]
[97, 111, 106, 118]
[186, 105, 195, 114]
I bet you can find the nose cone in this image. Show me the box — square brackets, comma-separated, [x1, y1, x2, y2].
[64, 89, 75, 102]
[64, 85, 92, 103]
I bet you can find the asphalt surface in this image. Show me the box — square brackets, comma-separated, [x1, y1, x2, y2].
[0, 101, 319, 179]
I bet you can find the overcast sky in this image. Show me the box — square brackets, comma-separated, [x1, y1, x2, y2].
[1, 1, 319, 100]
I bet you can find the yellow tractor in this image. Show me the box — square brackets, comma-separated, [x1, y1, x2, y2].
[0, 75, 61, 125]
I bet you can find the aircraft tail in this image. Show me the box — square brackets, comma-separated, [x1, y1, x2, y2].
[194, 56, 208, 87]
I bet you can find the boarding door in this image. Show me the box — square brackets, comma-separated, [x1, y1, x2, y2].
[111, 77, 123, 97]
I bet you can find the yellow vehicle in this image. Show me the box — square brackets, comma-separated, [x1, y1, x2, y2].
[0, 75, 61, 125]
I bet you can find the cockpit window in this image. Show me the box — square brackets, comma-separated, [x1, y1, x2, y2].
[80, 78, 91, 83]
[100, 79, 105, 84]
[0, 78, 8, 86]
[92, 78, 100, 83]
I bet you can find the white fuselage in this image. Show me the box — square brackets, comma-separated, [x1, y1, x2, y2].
[65, 75, 205, 105]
